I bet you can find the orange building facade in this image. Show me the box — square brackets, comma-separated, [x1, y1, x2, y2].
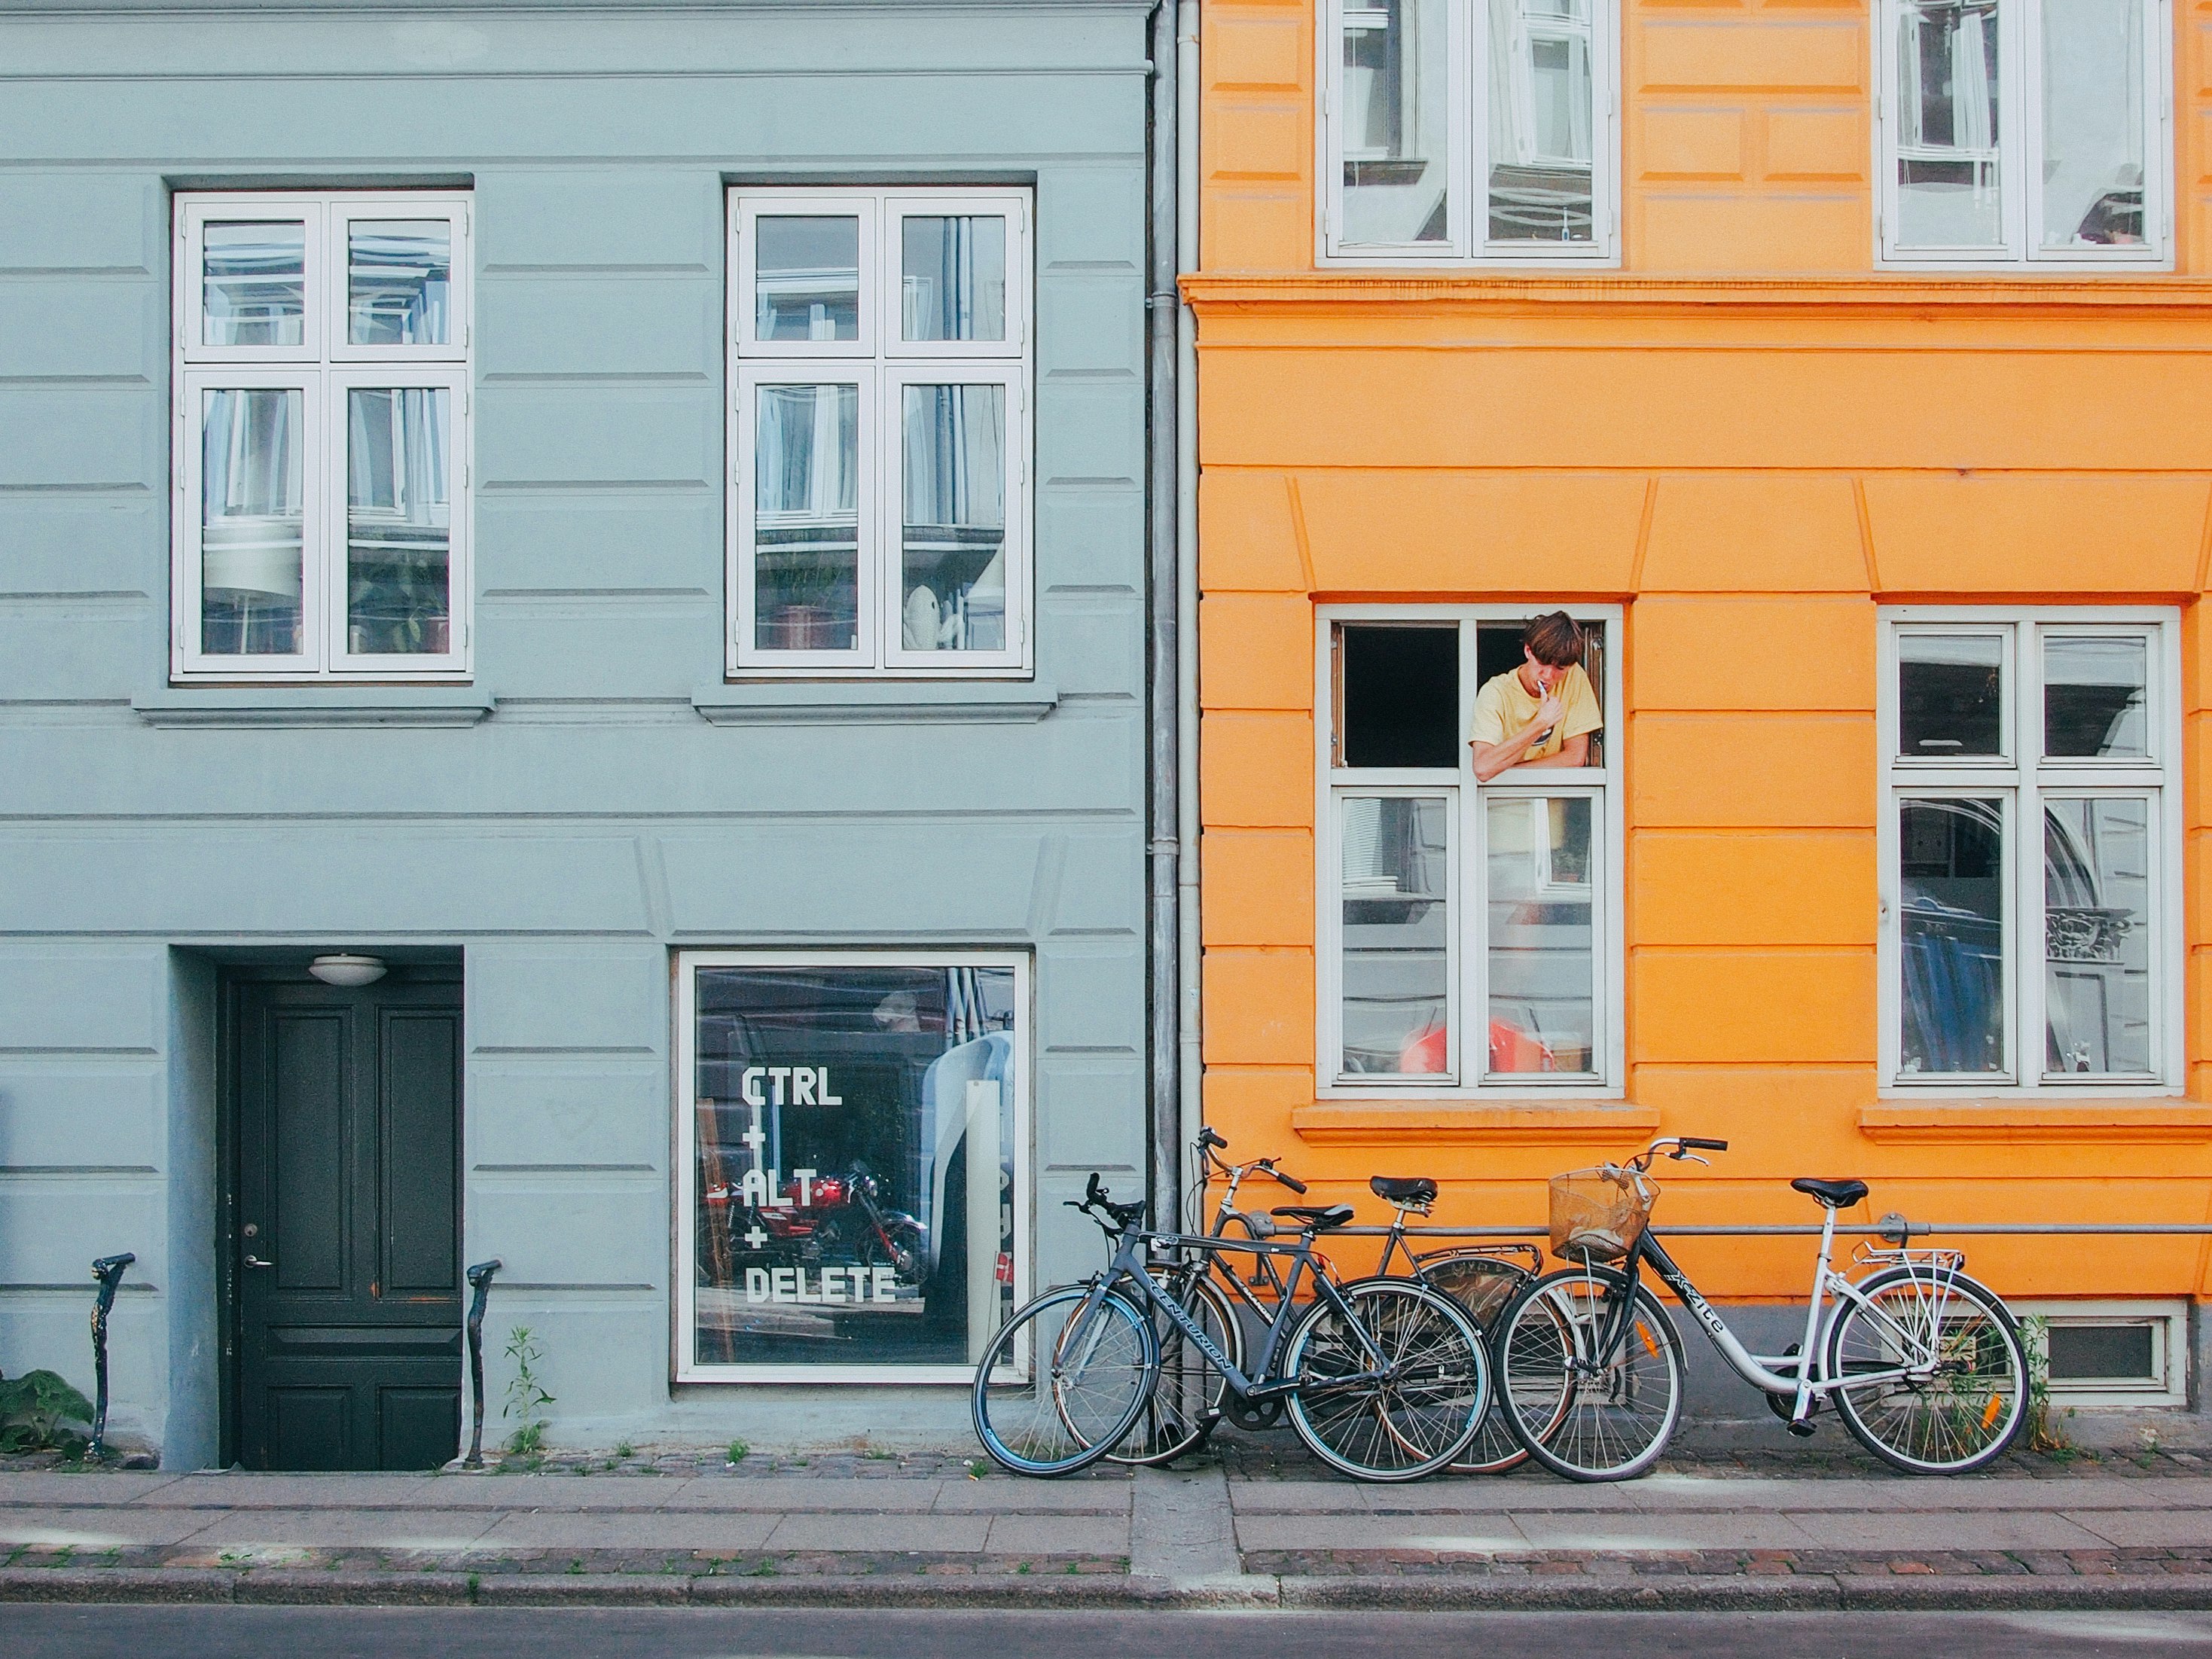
[1188, 0, 2212, 1402]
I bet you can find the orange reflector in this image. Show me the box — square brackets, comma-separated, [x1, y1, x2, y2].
[1637, 1322, 1660, 1359]
[1982, 1392, 2003, 1430]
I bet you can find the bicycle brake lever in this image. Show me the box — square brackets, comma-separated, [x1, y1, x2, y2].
[1672, 1151, 1711, 1166]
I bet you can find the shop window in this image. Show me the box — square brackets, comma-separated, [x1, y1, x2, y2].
[1877, 0, 2171, 266]
[171, 193, 472, 681]
[728, 189, 1032, 676]
[1321, 0, 1620, 264]
[674, 953, 1028, 1383]
[1882, 611, 2179, 1092]
[1322, 608, 1622, 1093]
[2013, 1301, 2187, 1407]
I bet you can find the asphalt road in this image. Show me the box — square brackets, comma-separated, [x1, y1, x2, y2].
[9, 1606, 2212, 1658]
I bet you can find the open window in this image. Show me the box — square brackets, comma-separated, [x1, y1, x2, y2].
[1321, 608, 1622, 1094]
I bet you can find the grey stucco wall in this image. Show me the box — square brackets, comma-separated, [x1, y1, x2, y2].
[0, 2, 1155, 1457]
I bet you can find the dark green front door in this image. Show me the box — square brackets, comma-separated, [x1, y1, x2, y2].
[233, 972, 462, 1470]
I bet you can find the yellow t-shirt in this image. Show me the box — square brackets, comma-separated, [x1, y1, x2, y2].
[1469, 663, 1602, 762]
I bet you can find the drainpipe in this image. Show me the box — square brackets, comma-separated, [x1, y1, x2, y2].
[1146, 0, 1182, 1227]
[1174, 0, 1202, 1182]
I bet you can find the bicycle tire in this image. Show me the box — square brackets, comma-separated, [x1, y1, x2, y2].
[1824, 1267, 2027, 1475]
[1414, 1252, 1550, 1474]
[971, 1284, 1157, 1477]
[1497, 1264, 1683, 1482]
[1283, 1279, 1489, 1483]
[1109, 1267, 1242, 1466]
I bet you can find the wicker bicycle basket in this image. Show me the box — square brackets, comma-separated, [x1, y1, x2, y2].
[1548, 1166, 1656, 1262]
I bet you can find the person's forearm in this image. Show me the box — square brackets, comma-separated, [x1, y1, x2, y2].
[1470, 724, 1542, 781]
[1514, 745, 1588, 770]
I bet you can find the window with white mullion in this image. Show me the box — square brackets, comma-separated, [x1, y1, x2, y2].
[735, 367, 874, 666]
[179, 367, 324, 672]
[328, 367, 467, 669]
[1475, 780, 1603, 1082]
[883, 365, 1023, 669]
[1333, 786, 1459, 1083]
[1880, 0, 2168, 265]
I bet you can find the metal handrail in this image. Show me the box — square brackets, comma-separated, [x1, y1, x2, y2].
[88, 1252, 135, 1463]
[461, 1258, 502, 1469]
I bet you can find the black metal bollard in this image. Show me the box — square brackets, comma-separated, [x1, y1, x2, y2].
[462, 1258, 502, 1468]
[88, 1253, 135, 1462]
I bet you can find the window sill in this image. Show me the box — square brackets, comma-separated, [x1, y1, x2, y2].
[1292, 1099, 1658, 1146]
[1859, 1102, 2212, 1144]
[135, 685, 494, 728]
[691, 679, 1057, 725]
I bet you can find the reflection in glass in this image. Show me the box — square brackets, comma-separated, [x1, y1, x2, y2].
[755, 217, 862, 341]
[902, 217, 1007, 341]
[1899, 634, 2004, 758]
[349, 221, 452, 346]
[2044, 636, 2146, 758]
[200, 388, 304, 654]
[2042, 0, 2146, 248]
[901, 384, 1005, 653]
[2045, 798, 2151, 1075]
[346, 389, 450, 655]
[1899, 797, 2007, 1075]
[1486, 796, 1595, 1074]
[1488, 0, 1595, 242]
[1341, 0, 1451, 245]
[691, 964, 1018, 1367]
[203, 222, 306, 346]
[1341, 797, 1451, 1075]
[1894, 0, 2003, 249]
[755, 384, 861, 651]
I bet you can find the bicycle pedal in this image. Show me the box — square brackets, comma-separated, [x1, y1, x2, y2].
[1785, 1419, 1817, 1439]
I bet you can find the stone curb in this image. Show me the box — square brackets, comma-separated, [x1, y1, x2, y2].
[6, 1566, 2212, 1612]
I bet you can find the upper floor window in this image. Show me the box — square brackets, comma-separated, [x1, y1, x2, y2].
[172, 193, 471, 681]
[728, 189, 1032, 677]
[1878, 0, 2170, 265]
[1320, 608, 1623, 1095]
[1321, 0, 1619, 264]
[1881, 611, 2180, 1093]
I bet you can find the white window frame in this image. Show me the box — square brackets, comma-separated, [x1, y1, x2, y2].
[728, 188, 1033, 679]
[1874, 0, 2173, 268]
[1316, 605, 1625, 1098]
[171, 191, 472, 682]
[671, 948, 1033, 1386]
[2013, 1299, 2189, 1407]
[1878, 608, 2182, 1096]
[1317, 0, 1621, 266]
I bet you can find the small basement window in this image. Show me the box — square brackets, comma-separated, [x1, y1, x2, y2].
[1334, 624, 1459, 768]
[2015, 1301, 2187, 1407]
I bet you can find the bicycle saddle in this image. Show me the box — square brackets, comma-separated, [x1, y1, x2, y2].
[1369, 1176, 1437, 1206]
[1791, 1176, 1869, 1209]
[1271, 1203, 1356, 1232]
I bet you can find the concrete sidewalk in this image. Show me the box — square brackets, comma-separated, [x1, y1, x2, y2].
[4, 1452, 2212, 1611]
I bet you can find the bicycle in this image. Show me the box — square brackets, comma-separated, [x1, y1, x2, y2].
[971, 1171, 1491, 1482]
[1493, 1136, 2029, 1481]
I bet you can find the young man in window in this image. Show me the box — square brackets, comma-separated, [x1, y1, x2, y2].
[1469, 611, 1601, 781]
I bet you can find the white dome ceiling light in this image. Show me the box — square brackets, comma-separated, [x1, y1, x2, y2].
[308, 954, 388, 987]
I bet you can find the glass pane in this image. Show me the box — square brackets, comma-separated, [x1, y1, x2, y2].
[1899, 634, 2004, 758]
[349, 221, 452, 346]
[691, 964, 1018, 1368]
[1893, 0, 2003, 249]
[901, 383, 1005, 653]
[2045, 797, 2152, 1075]
[1338, 624, 1460, 767]
[1899, 797, 2006, 1075]
[2046, 1322, 2156, 1381]
[2041, 0, 2147, 249]
[1341, 0, 1451, 245]
[755, 217, 861, 342]
[200, 387, 304, 654]
[2044, 636, 2147, 758]
[754, 384, 860, 652]
[345, 389, 451, 656]
[1488, 0, 1594, 243]
[902, 216, 1007, 342]
[1486, 796, 1595, 1075]
[203, 222, 306, 347]
[1341, 797, 1451, 1075]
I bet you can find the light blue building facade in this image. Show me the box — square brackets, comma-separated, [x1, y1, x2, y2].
[0, 0, 1164, 1467]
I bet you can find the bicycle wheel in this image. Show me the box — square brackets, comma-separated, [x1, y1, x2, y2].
[1283, 1279, 1488, 1482]
[972, 1284, 1157, 1477]
[1497, 1264, 1683, 1482]
[1825, 1267, 2027, 1475]
[1109, 1267, 1242, 1466]
[1414, 1253, 1548, 1474]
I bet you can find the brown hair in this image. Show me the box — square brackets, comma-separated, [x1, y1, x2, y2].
[1522, 611, 1585, 668]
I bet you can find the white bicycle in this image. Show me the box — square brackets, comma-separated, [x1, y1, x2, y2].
[1493, 1136, 2030, 1481]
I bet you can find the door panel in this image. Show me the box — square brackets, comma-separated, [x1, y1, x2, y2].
[234, 974, 462, 1471]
